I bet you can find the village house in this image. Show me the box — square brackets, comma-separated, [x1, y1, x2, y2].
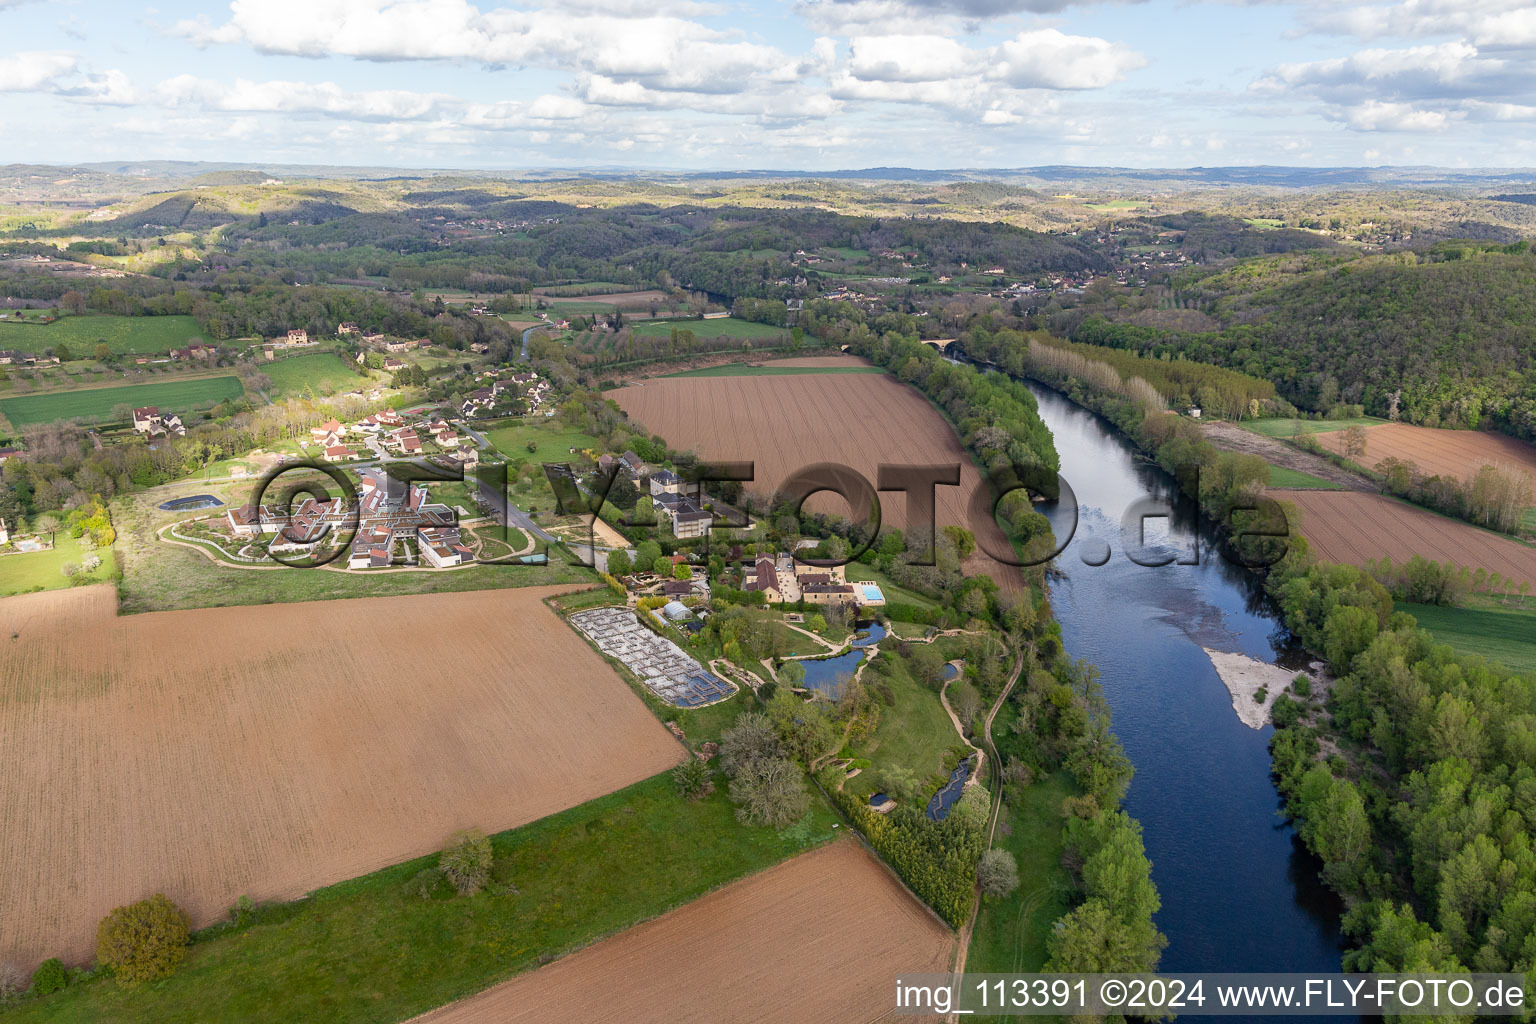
[324, 443, 358, 461]
[131, 406, 185, 438]
[337, 322, 360, 335]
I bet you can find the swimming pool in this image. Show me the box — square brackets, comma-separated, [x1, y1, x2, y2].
[158, 494, 224, 512]
[859, 583, 884, 603]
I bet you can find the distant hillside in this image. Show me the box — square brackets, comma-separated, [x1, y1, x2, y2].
[1067, 241, 1536, 440]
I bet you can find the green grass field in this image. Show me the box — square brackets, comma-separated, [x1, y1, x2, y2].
[0, 535, 116, 596]
[966, 768, 1078, 984]
[661, 363, 884, 378]
[1244, 218, 1286, 228]
[1401, 599, 1536, 675]
[262, 353, 363, 398]
[483, 421, 603, 464]
[847, 563, 940, 610]
[630, 317, 790, 341]
[1267, 465, 1343, 490]
[0, 771, 839, 1024]
[1244, 416, 1388, 439]
[1084, 199, 1150, 211]
[0, 314, 206, 357]
[0, 375, 244, 427]
[842, 655, 964, 802]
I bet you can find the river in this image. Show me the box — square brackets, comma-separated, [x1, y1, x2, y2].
[1024, 381, 1349, 994]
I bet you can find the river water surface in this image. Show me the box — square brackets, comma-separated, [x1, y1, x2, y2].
[1024, 382, 1349, 991]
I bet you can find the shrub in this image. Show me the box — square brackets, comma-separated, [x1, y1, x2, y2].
[0, 961, 26, 1002]
[96, 894, 191, 984]
[1291, 674, 1312, 697]
[672, 757, 715, 801]
[30, 958, 66, 996]
[227, 894, 255, 928]
[439, 829, 493, 896]
[977, 849, 1021, 899]
[404, 867, 445, 900]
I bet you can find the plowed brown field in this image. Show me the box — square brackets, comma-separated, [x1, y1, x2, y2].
[1316, 422, 1536, 484]
[0, 585, 682, 965]
[763, 353, 875, 367]
[412, 838, 953, 1024]
[609, 373, 1024, 594]
[1278, 491, 1536, 588]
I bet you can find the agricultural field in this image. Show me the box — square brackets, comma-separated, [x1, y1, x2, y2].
[261, 352, 364, 398]
[0, 584, 683, 965]
[1242, 415, 1388, 439]
[629, 316, 790, 340]
[1267, 464, 1342, 490]
[0, 314, 207, 357]
[1403, 599, 1536, 675]
[415, 838, 954, 1024]
[0, 375, 244, 427]
[660, 362, 885, 378]
[608, 371, 1025, 595]
[1278, 490, 1536, 588]
[1312, 421, 1536, 484]
[0, 773, 839, 1024]
[0, 534, 117, 596]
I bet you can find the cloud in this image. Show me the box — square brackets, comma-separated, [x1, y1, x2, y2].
[1253, 40, 1535, 132]
[1299, 0, 1536, 49]
[0, 51, 77, 92]
[992, 28, 1147, 89]
[796, 0, 1135, 33]
[156, 75, 459, 120]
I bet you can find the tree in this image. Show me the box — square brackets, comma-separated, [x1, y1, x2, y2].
[673, 562, 692, 580]
[634, 540, 661, 570]
[652, 555, 673, 576]
[54, 342, 73, 363]
[438, 828, 493, 896]
[96, 894, 191, 984]
[806, 612, 827, 634]
[1340, 425, 1368, 459]
[728, 754, 809, 828]
[977, 849, 1020, 899]
[719, 711, 782, 775]
[605, 549, 632, 576]
[94, 342, 113, 362]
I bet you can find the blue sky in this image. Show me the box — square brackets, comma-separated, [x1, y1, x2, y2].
[1, 0, 1534, 169]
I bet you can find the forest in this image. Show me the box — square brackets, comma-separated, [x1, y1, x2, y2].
[1062, 242, 1536, 440]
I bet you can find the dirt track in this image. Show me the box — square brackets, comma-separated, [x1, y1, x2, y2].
[609, 372, 1025, 595]
[1201, 421, 1375, 491]
[1278, 490, 1536, 588]
[0, 585, 682, 966]
[411, 838, 953, 1024]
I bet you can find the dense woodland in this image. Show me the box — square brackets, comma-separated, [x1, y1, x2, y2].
[1063, 242, 1536, 440]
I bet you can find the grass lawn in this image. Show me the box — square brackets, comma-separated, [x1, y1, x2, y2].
[0, 376, 244, 427]
[1401, 598, 1536, 675]
[483, 421, 603, 465]
[630, 317, 790, 341]
[846, 563, 940, 610]
[661, 363, 885, 378]
[1267, 464, 1343, 490]
[262, 353, 364, 398]
[843, 653, 966, 802]
[0, 772, 839, 1024]
[0, 314, 206, 356]
[0, 534, 116, 596]
[1243, 416, 1388, 439]
[967, 769, 1078, 984]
